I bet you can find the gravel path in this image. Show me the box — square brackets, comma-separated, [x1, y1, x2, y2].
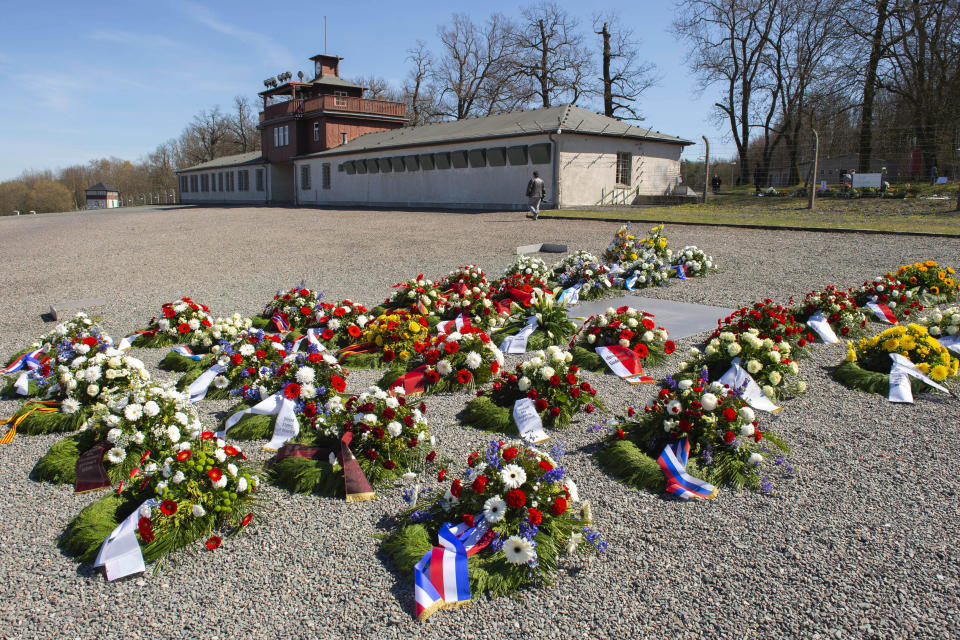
[1, 205, 958, 639]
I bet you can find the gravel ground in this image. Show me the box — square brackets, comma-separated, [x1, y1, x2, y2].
[1, 205, 959, 640]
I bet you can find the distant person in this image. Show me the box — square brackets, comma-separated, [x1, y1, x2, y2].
[526, 171, 546, 220]
[711, 174, 721, 194]
[930, 165, 938, 185]
[753, 163, 762, 194]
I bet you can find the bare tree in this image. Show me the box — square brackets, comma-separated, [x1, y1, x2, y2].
[178, 107, 232, 165]
[351, 75, 404, 102]
[402, 41, 441, 125]
[431, 13, 518, 119]
[592, 13, 658, 121]
[675, 0, 780, 186]
[512, 2, 592, 108]
[230, 96, 261, 153]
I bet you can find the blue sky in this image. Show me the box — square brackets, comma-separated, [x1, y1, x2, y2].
[0, 0, 728, 181]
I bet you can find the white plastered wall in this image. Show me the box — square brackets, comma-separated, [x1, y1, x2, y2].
[557, 134, 684, 206]
[178, 165, 270, 204]
[295, 134, 555, 210]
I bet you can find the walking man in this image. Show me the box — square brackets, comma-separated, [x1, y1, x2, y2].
[526, 171, 546, 220]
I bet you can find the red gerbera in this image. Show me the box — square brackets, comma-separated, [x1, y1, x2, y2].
[178, 323, 190, 334]
[333, 306, 347, 317]
[642, 317, 655, 330]
[224, 445, 240, 456]
[162, 307, 176, 319]
[425, 369, 441, 383]
[664, 340, 676, 354]
[456, 369, 472, 384]
[176, 450, 192, 461]
[284, 383, 301, 399]
[551, 497, 567, 515]
[550, 375, 561, 386]
[321, 329, 334, 340]
[348, 325, 363, 338]
[205, 536, 222, 550]
[535, 398, 548, 411]
[207, 468, 223, 482]
[539, 460, 553, 471]
[159, 499, 178, 516]
[200, 431, 214, 440]
[331, 375, 346, 393]
[634, 343, 649, 358]
[505, 489, 526, 508]
[444, 341, 459, 355]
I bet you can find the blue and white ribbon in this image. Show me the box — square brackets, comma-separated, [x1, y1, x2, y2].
[674, 264, 688, 280]
[3, 349, 42, 374]
[625, 272, 639, 291]
[557, 284, 581, 305]
[170, 346, 204, 361]
[657, 437, 717, 500]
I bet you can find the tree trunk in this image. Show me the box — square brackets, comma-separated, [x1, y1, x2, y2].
[601, 23, 613, 117]
[858, 0, 889, 174]
[538, 19, 550, 107]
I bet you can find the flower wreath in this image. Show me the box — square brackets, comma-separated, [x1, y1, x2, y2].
[253, 285, 324, 332]
[569, 306, 674, 372]
[132, 297, 214, 348]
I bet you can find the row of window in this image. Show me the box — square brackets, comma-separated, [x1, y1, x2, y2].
[274, 125, 290, 148]
[180, 168, 265, 194]
[300, 164, 332, 191]
[338, 143, 552, 175]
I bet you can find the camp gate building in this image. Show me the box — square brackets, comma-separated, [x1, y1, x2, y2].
[176, 54, 692, 209]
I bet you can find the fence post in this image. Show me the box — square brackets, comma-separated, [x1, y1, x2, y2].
[808, 128, 819, 210]
[702, 136, 710, 204]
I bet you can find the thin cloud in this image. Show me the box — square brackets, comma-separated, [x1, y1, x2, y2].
[178, 0, 293, 67]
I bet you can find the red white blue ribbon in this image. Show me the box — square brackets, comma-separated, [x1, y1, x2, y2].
[674, 264, 688, 279]
[657, 437, 717, 500]
[170, 346, 204, 361]
[4, 349, 43, 374]
[594, 344, 655, 384]
[866, 299, 898, 324]
[272, 314, 291, 332]
[414, 518, 493, 620]
[439, 314, 471, 334]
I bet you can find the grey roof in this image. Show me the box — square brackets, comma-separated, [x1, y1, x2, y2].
[85, 181, 118, 192]
[297, 105, 693, 160]
[313, 76, 361, 89]
[177, 151, 265, 173]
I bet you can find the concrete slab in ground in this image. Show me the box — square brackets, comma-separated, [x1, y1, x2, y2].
[571, 294, 734, 339]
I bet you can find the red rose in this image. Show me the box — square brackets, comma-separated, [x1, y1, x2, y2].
[723, 430, 736, 444]
[502, 447, 518, 461]
[463, 514, 475, 528]
[451, 479, 462, 497]
[569, 365, 578, 373]
[366, 449, 378, 460]
[506, 489, 526, 508]
[299, 289, 311, 297]
[231, 353, 243, 366]
[550, 375, 561, 386]
[241, 513, 253, 527]
[284, 383, 301, 399]
[490, 361, 500, 374]
[664, 340, 676, 354]
[722, 407, 737, 422]
[840, 326, 850, 335]
[527, 508, 543, 526]
[570, 387, 581, 398]
[456, 369, 472, 384]
[81, 336, 98, 347]
[178, 323, 190, 334]
[535, 398, 548, 411]
[303, 402, 317, 417]
[205, 536, 222, 550]
[176, 450, 192, 461]
[137, 517, 154, 543]
[407, 437, 418, 448]
[208, 468, 223, 482]
[383, 459, 397, 470]
[255, 349, 266, 360]
[437, 468, 446, 481]
[549, 406, 560, 417]
[527, 389, 539, 399]
[585, 403, 595, 413]
[551, 497, 567, 515]
[472, 476, 487, 493]
[160, 499, 178, 516]
[566, 373, 577, 385]
[616, 428, 625, 440]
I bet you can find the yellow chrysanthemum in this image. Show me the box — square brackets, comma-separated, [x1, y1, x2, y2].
[398, 350, 411, 361]
[882, 338, 900, 351]
[930, 364, 949, 381]
[899, 335, 916, 350]
[925, 260, 937, 267]
[916, 362, 931, 374]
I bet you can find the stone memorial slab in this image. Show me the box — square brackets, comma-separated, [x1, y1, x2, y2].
[569, 294, 735, 340]
[515, 243, 568, 255]
[48, 297, 108, 321]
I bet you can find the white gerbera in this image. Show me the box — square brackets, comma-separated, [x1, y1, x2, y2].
[503, 536, 535, 565]
[239, 344, 255, 357]
[437, 359, 453, 376]
[483, 496, 507, 523]
[106, 428, 123, 444]
[464, 351, 482, 370]
[61, 398, 80, 414]
[123, 403, 142, 421]
[105, 447, 126, 464]
[500, 464, 527, 489]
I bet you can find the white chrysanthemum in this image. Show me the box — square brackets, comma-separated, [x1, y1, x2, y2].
[700, 393, 718, 411]
[387, 421, 403, 437]
[237, 477, 248, 492]
[167, 425, 181, 443]
[298, 383, 314, 399]
[739, 407, 756, 423]
[500, 464, 527, 489]
[437, 360, 453, 376]
[227, 463, 238, 477]
[483, 496, 507, 523]
[105, 447, 126, 464]
[131, 431, 145, 444]
[503, 536, 535, 565]
[768, 350, 782, 364]
[566, 478, 580, 502]
[86, 384, 100, 397]
[296, 366, 315, 384]
[239, 344, 255, 357]
[83, 366, 102, 383]
[191, 504, 206, 517]
[327, 318, 341, 330]
[464, 351, 483, 370]
[213, 475, 228, 489]
[174, 412, 189, 426]
[171, 470, 186, 484]
[123, 403, 142, 421]
[106, 428, 123, 444]
[769, 371, 782, 386]
[215, 448, 227, 462]
[746, 359, 762, 374]
[143, 400, 160, 417]
[749, 452, 763, 465]
[740, 423, 756, 437]
[61, 398, 80, 414]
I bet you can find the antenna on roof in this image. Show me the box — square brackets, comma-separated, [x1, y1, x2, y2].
[598, 123, 610, 135]
[532, 121, 545, 132]
[515, 122, 527, 132]
[297, 71, 304, 81]
[572, 119, 584, 131]
[324, 16, 328, 54]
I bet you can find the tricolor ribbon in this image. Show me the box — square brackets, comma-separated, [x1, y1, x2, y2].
[439, 314, 472, 334]
[272, 314, 291, 333]
[866, 299, 898, 324]
[674, 264, 688, 279]
[170, 345, 204, 361]
[657, 436, 718, 500]
[117, 329, 157, 351]
[594, 344, 655, 384]
[3, 349, 43, 374]
[267, 432, 375, 502]
[292, 329, 326, 353]
[413, 518, 494, 620]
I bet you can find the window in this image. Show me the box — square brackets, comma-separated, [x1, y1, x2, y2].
[322, 163, 331, 189]
[419, 154, 435, 170]
[390, 157, 405, 172]
[238, 170, 249, 192]
[487, 147, 506, 167]
[365, 158, 380, 174]
[468, 149, 486, 168]
[450, 150, 468, 168]
[200, 174, 209, 192]
[190, 175, 199, 191]
[507, 145, 529, 165]
[334, 90, 348, 107]
[301, 165, 312, 190]
[274, 125, 289, 147]
[313, 122, 320, 142]
[434, 152, 451, 169]
[341, 132, 348, 145]
[529, 143, 552, 165]
[616, 152, 632, 186]
[256, 168, 265, 192]
[218, 172, 224, 192]
[404, 155, 420, 171]
[180, 176, 189, 193]
[274, 127, 279, 147]
[378, 157, 393, 173]
[226, 171, 235, 192]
